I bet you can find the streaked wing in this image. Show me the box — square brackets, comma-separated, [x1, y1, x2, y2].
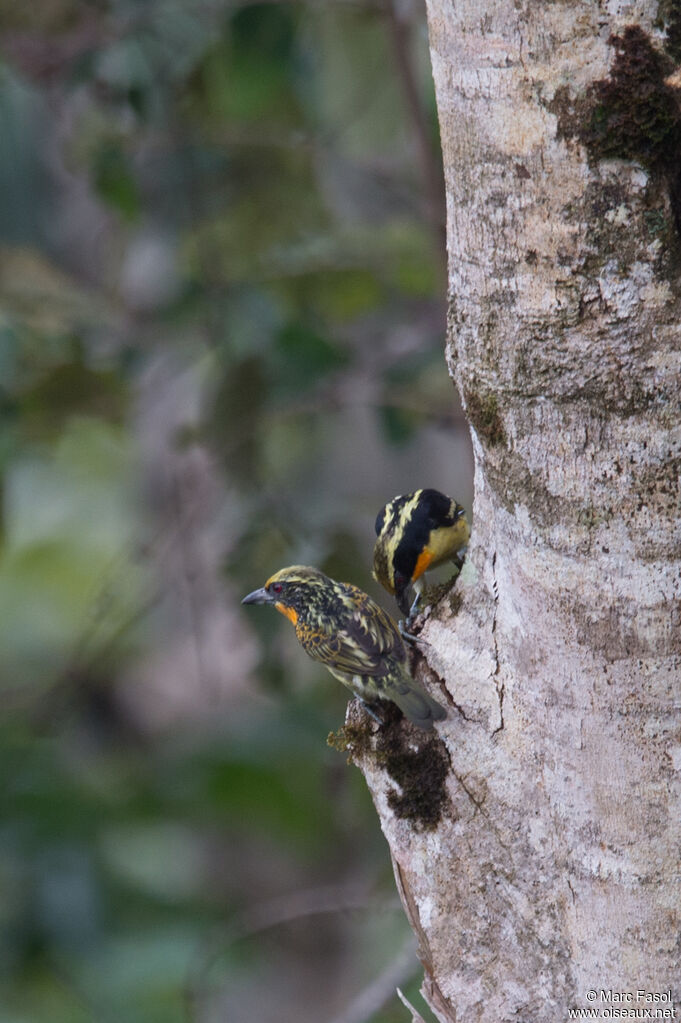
[345, 584, 403, 658]
[297, 584, 404, 677]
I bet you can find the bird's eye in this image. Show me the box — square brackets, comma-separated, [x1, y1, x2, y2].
[271, 582, 283, 594]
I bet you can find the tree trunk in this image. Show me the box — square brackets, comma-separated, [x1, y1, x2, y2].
[351, 4, 681, 1019]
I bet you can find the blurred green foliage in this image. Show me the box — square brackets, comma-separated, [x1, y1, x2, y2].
[0, 0, 471, 1020]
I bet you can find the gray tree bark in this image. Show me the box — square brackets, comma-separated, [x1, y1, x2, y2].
[350, 3, 681, 1020]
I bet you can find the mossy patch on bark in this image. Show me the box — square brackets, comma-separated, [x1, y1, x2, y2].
[376, 714, 450, 831]
[464, 387, 506, 447]
[329, 700, 450, 831]
[327, 721, 374, 761]
[423, 576, 462, 617]
[553, 26, 681, 235]
[584, 28, 680, 169]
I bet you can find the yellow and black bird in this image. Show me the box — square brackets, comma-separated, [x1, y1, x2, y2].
[242, 566, 447, 730]
[373, 488, 469, 620]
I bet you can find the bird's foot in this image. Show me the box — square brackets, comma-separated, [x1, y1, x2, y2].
[398, 619, 431, 647]
[398, 592, 425, 642]
[399, 620, 420, 643]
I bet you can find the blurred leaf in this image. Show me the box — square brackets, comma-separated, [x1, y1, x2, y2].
[20, 360, 127, 440]
[231, 3, 297, 62]
[184, 146, 328, 283]
[383, 222, 438, 297]
[277, 266, 383, 323]
[271, 322, 348, 398]
[100, 824, 204, 902]
[187, 3, 300, 125]
[378, 404, 420, 446]
[74, 926, 196, 1020]
[93, 143, 140, 222]
[178, 751, 333, 853]
[1, 736, 113, 844]
[0, 976, 93, 1023]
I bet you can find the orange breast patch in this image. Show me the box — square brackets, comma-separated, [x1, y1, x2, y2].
[412, 547, 433, 581]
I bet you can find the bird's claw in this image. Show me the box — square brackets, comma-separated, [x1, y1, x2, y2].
[399, 620, 419, 643]
[398, 619, 431, 647]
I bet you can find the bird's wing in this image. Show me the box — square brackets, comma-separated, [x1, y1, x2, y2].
[297, 584, 404, 678]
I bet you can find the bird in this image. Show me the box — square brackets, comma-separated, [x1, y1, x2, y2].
[242, 565, 447, 730]
[372, 488, 469, 621]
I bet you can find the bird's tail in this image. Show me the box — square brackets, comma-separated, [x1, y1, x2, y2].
[391, 676, 447, 731]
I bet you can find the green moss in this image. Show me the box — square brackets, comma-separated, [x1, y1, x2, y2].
[464, 387, 506, 447]
[327, 721, 373, 762]
[423, 576, 459, 613]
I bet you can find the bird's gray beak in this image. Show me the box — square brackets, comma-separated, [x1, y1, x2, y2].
[242, 586, 272, 606]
